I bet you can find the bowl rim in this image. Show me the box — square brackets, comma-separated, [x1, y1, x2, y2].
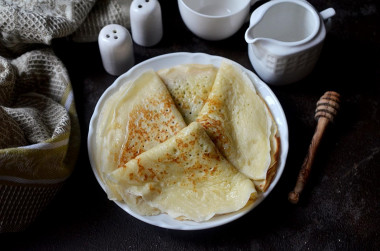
[178, 0, 251, 19]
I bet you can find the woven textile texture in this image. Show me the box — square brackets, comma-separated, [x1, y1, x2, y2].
[0, 0, 132, 50]
[0, 0, 96, 51]
[0, 0, 132, 232]
[72, 0, 132, 42]
[0, 49, 81, 232]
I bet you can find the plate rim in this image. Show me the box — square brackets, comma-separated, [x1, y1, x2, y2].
[87, 52, 289, 230]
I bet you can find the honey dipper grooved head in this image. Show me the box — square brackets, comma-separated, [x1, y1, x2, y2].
[315, 91, 340, 122]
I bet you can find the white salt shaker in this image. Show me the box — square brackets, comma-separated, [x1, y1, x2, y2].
[130, 0, 163, 47]
[98, 24, 134, 76]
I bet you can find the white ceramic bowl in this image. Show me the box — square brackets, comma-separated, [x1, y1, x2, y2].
[178, 0, 252, 40]
[88, 52, 289, 230]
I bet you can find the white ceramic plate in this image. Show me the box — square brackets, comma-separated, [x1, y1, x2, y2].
[88, 52, 289, 230]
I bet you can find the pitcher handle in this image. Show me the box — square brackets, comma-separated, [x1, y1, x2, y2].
[319, 8, 336, 31]
[320, 8, 336, 20]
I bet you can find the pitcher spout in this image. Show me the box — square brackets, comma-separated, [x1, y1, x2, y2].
[245, 0, 324, 46]
[245, 25, 281, 48]
[244, 26, 260, 44]
[244, 10, 267, 44]
[244, 11, 283, 46]
[245, 35, 272, 48]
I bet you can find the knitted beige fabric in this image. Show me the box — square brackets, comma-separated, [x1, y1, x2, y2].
[72, 0, 132, 42]
[0, 0, 132, 232]
[0, 49, 81, 232]
[0, 0, 96, 50]
[0, 0, 132, 49]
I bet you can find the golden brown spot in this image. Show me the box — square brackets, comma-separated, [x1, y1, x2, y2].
[148, 184, 161, 194]
[197, 115, 229, 153]
[137, 159, 145, 176]
[117, 94, 184, 168]
[147, 168, 156, 179]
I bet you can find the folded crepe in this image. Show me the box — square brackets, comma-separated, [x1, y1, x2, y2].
[196, 62, 279, 191]
[157, 64, 217, 124]
[94, 70, 187, 214]
[108, 122, 256, 222]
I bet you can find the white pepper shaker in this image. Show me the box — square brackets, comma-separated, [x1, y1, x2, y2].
[130, 0, 163, 47]
[98, 24, 134, 76]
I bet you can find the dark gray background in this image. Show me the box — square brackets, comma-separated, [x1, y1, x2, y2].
[2, 0, 379, 250]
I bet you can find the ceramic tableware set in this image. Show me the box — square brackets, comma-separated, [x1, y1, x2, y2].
[98, 0, 335, 85]
[179, 0, 335, 85]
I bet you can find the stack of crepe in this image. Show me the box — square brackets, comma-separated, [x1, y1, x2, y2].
[94, 62, 279, 222]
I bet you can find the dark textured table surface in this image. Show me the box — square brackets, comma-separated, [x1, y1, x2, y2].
[2, 0, 379, 250]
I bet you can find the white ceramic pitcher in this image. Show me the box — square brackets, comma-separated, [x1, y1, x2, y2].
[245, 0, 335, 85]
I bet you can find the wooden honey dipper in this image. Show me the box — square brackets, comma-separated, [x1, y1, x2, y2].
[288, 91, 341, 204]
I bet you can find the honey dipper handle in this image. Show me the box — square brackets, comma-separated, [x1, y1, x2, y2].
[288, 118, 329, 204]
[288, 91, 340, 204]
